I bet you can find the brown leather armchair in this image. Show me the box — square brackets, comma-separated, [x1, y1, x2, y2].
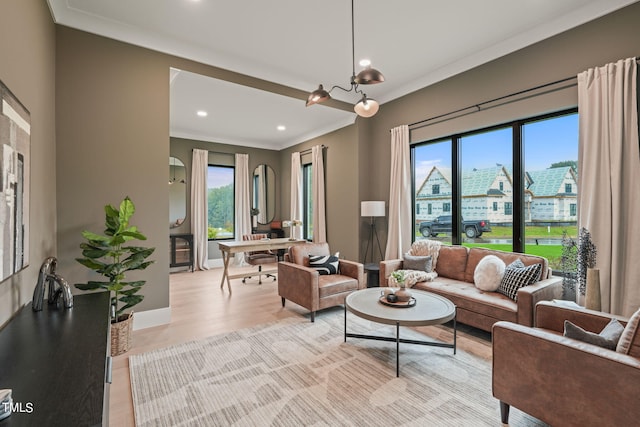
[278, 242, 365, 322]
[492, 301, 640, 426]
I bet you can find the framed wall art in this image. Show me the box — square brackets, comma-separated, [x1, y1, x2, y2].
[0, 80, 30, 282]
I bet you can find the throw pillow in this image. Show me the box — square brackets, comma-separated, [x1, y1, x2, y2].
[473, 255, 506, 291]
[616, 307, 640, 355]
[403, 254, 432, 272]
[564, 319, 624, 350]
[497, 259, 542, 301]
[308, 254, 339, 275]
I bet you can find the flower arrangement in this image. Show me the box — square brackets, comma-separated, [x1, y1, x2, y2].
[391, 270, 406, 288]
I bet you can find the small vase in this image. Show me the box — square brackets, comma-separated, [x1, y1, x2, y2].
[585, 268, 601, 311]
[395, 285, 412, 302]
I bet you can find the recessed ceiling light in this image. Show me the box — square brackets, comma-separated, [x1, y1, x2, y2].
[359, 59, 371, 67]
[196, 110, 208, 117]
[277, 125, 286, 131]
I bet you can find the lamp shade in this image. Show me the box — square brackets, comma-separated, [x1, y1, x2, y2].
[354, 97, 379, 117]
[354, 66, 385, 85]
[306, 84, 331, 106]
[361, 201, 385, 217]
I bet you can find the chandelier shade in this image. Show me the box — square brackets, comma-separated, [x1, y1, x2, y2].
[305, 84, 331, 107]
[353, 95, 379, 117]
[354, 66, 385, 85]
[305, 0, 385, 118]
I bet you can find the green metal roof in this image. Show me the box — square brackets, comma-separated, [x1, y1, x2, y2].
[527, 167, 574, 196]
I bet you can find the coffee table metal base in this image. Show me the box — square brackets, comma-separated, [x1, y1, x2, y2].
[344, 305, 457, 377]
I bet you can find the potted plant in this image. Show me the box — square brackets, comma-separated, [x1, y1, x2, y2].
[560, 230, 578, 301]
[577, 227, 598, 308]
[75, 196, 155, 356]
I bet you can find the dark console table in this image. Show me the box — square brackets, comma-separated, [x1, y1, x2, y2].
[0, 292, 111, 426]
[170, 233, 194, 271]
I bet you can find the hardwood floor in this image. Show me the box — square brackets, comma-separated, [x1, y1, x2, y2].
[109, 265, 493, 426]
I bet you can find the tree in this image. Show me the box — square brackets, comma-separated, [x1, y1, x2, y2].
[549, 160, 577, 172]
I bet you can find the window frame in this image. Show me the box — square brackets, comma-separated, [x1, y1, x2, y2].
[411, 107, 578, 253]
[207, 164, 235, 241]
[302, 163, 313, 241]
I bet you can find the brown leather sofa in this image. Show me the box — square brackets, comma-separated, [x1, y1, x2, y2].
[278, 242, 365, 322]
[380, 246, 563, 332]
[493, 301, 640, 426]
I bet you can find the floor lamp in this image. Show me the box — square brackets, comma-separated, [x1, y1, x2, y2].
[361, 201, 385, 265]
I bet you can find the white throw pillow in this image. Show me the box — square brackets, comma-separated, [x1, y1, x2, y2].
[474, 255, 506, 291]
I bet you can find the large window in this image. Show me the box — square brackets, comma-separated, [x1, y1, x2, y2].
[414, 138, 452, 244]
[412, 109, 578, 270]
[207, 165, 234, 240]
[302, 163, 313, 240]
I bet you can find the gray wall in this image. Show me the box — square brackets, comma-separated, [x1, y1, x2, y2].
[2, 1, 640, 325]
[170, 137, 281, 260]
[367, 2, 640, 253]
[279, 124, 361, 261]
[0, 0, 57, 326]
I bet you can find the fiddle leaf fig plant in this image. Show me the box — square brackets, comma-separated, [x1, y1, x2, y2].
[75, 196, 155, 321]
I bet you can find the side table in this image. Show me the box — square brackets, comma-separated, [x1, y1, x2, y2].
[364, 263, 380, 288]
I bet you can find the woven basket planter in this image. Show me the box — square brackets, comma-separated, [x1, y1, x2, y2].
[111, 312, 133, 356]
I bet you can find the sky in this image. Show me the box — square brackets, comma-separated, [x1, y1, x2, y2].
[207, 165, 234, 188]
[414, 112, 578, 185]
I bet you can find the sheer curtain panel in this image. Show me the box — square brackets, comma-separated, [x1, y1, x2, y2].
[385, 125, 412, 260]
[191, 148, 209, 270]
[235, 153, 251, 266]
[311, 145, 326, 243]
[290, 152, 303, 240]
[577, 57, 640, 316]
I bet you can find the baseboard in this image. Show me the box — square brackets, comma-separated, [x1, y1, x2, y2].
[133, 306, 171, 331]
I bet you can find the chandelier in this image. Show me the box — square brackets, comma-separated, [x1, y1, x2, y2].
[305, 0, 385, 118]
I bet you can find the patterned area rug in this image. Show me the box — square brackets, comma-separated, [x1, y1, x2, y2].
[130, 313, 545, 426]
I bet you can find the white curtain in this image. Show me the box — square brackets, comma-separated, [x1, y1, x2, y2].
[577, 57, 640, 316]
[385, 125, 412, 260]
[290, 152, 303, 240]
[235, 153, 251, 266]
[191, 148, 209, 270]
[311, 145, 326, 243]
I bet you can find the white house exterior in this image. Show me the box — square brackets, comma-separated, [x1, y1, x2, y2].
[416, 165, 577, 224]
[526, 167, 578, 222]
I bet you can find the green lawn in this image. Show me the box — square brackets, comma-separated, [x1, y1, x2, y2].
[463, 242, 563, 270]
[414, 224, 576, 271]
[490, 225, 577, 239]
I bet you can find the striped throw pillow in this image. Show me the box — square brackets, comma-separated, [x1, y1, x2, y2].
[309, 254, 339, 275]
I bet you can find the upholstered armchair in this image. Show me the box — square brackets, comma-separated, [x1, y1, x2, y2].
[492, 301, 640, 426]
[278, 242, 365, 322]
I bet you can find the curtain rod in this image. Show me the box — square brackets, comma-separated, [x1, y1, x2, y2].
[299, 145, 327, 155]
[407, 76, 577, 131]
[190, 149, 244, 156]
[406, 56, 640, 132]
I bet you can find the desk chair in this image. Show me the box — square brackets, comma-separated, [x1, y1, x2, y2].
[242, 233, 277, 284]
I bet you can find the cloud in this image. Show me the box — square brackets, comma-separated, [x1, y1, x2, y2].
[415, 159, 441, 184]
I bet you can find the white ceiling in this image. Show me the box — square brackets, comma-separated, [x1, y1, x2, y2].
[47, 0, 637, 150]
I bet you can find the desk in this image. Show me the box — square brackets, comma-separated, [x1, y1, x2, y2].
[218, 238, 307, 293]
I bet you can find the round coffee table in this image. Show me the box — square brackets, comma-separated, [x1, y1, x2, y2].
[344, 287, 457, 377]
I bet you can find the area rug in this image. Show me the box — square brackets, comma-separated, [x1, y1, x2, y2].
[130, 313, 545, 426]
